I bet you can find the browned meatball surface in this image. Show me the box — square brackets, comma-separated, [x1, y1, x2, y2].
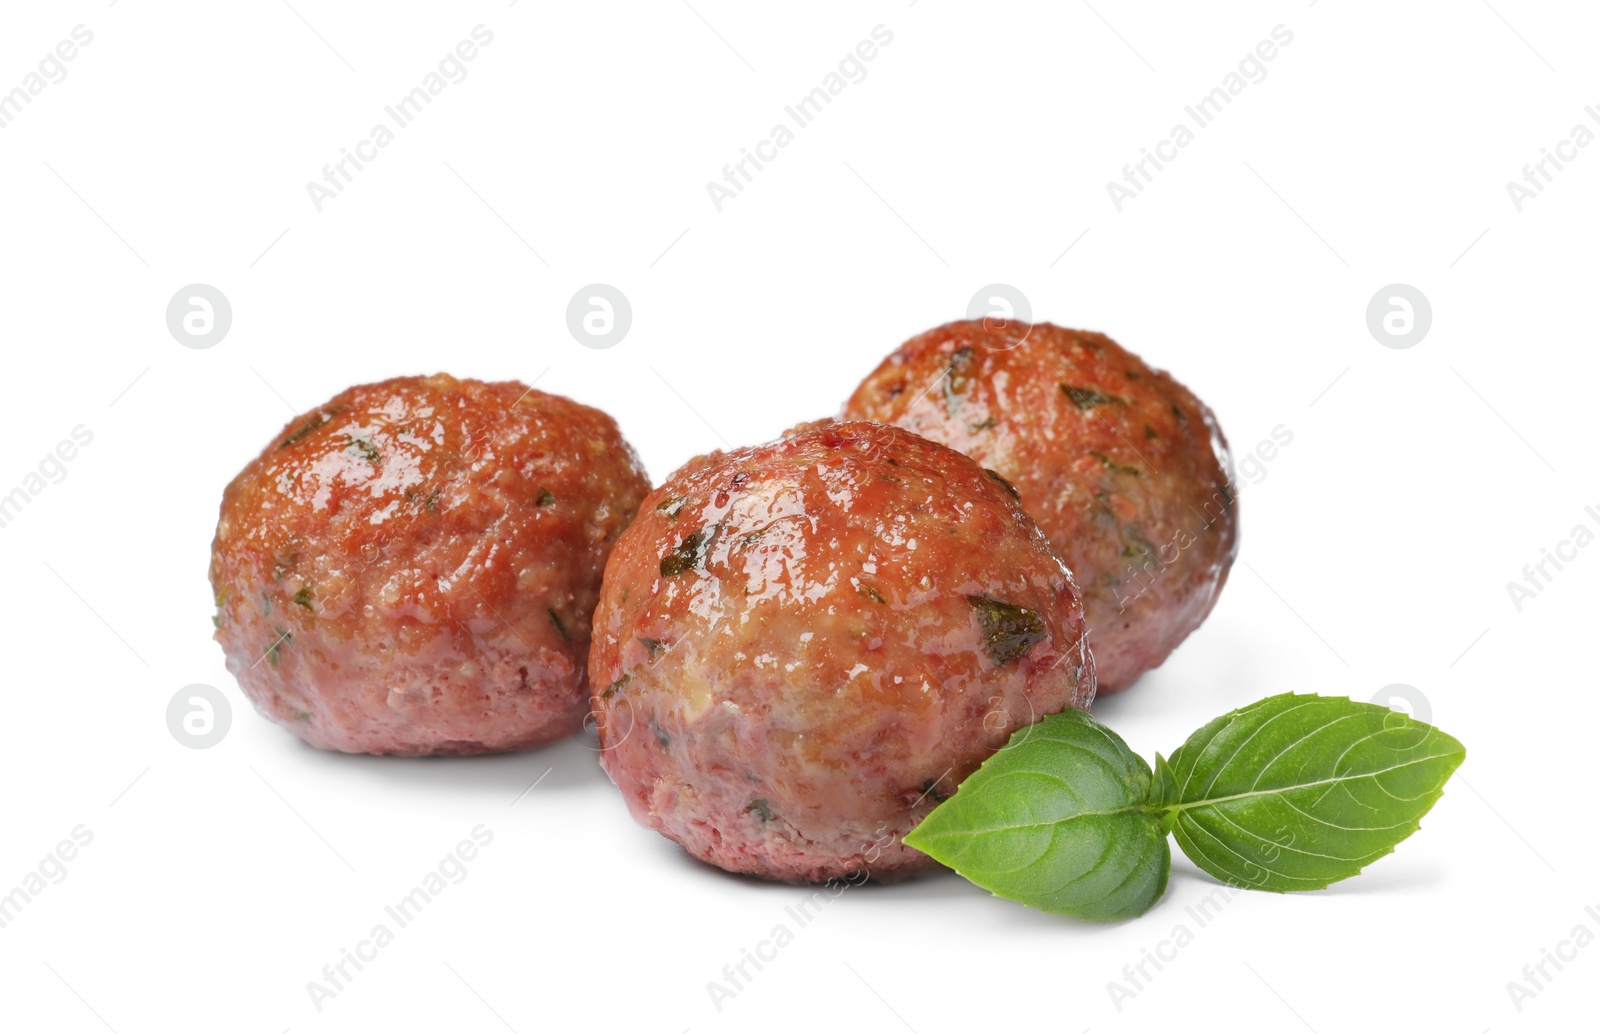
[589, 421, 1095, 883]
[210, 374, 649, 755]
[843, 321, 1237, 693]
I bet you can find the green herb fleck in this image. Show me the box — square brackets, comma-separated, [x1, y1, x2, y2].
[264, 627, 292, 668]
[602, 675, 629, 700]
[920, 778, 950, 804]
[968, 416, 997, 432]
[1144, 423, 1159, 440]
[1088, 450, 1141, 476]
[1121, 525, 1156, 562]
[965, 595, 1048, 665]
[278, 409, 339, 449]
[292, 585, 314, 611]
[748, 798, 775, 822]
[425, 487, 442, 513]
[536, 488, 556, 507]
[347, 436, 381, 465]
[650, 716, 671, 748]
[857, 583, 887, 604]
[660, 527, 711, 577]
[638, 637, 667, 658]
[656, 496, 687, 518]
[944, 347, 976, 412]
[1062, 384, 1127, 410]
[548, 608, 569, 643]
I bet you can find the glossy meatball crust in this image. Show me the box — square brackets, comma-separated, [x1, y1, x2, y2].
[210, 373, 649, 756]
[843, 320, 1237, 693]
[590, 421, 1095, 883]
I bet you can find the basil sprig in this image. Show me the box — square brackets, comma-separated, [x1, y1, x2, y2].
[904, 693, 1466, 921]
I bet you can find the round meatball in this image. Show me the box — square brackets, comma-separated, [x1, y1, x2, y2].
[210, 373, 649, 755]
[843, 321, 1237, 693]
[589, 421, 1094, 882]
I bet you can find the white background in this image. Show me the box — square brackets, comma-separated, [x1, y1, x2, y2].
[0, 2, 1594, 1032]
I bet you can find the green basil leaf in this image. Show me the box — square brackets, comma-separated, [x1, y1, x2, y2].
[1160, 693, 1466, 892]
[903, 709, 1169, 921]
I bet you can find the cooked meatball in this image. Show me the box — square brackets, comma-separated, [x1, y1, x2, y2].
[589, 421, 1094, 882]
[210, 374, 649, 755]
[843, 321, 1237, 693]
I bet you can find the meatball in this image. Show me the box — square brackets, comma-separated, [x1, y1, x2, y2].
[210, 373, 649, 755]
[843, 320, 1237, 693]
[589, 421, 1094, 882]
